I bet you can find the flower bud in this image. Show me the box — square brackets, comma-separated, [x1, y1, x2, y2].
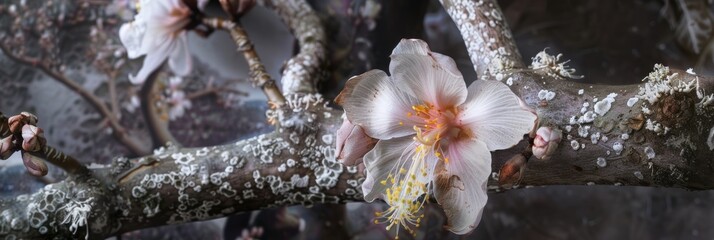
[22, 151, 48, 176]
[498, 154, 526, 188]
[21, 125, 45, 152]
[0, 136, 14, 160]
[7, 112, 38, 133]
[532, 126, 562, 160]
[20, 112, 38, 125]
[335, 116, 377, 166]
[533, 127, 562, 160]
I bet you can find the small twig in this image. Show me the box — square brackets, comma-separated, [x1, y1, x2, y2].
[107, 72, 121, 119]
[29, 145, 89, 175]
[187, 86, 247, 100]
[140, 73, 180, 148]
[203, 18, 287, 106]
[0, 44, 150, 155]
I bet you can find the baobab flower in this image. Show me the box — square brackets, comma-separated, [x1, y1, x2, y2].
[340, 39, 536, 235]
[119, 0, 204, 85]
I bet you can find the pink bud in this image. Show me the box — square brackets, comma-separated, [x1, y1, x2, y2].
[21, 125, 45, 152]
[335, 116, 377, 166]
[532, 127, 562, 160]
[22, 152, 48, 176]
[7, 112, 37, 134]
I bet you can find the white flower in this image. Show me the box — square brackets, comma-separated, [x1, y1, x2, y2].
[165, 76, 192, 120]
[168, 90, 192, 120]
[341, 39, 536, 235]
[119, 0, 202, 85]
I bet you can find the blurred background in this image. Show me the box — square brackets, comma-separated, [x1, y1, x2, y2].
[1, 0, 713, 239]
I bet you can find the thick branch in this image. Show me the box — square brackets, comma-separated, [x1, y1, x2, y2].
[440, 0, 714, 190]
[258, 0, 326, 95]
[4, 0, 714, 239]
[439, 0, 524, 78]
[0, 95, 365, 239]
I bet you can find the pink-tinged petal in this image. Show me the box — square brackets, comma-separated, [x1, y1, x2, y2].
[341, 70, 421, 140]
[119, 20, 148, 59]
[532, 127, 562, 160]
[389, 39, 467, 108]
[335, 117, 377, 166]
[391, 38, 430, 55]
[362, 136, 416, 202]
[459, 80, 536, 151]
[430, 52, 462, 78]
[22, 152, 48, 177]
[392, 39, 461, 77]
[434, 139, 491, 235]
[129, 41, 173, 84]
[168, 34, 193, 76]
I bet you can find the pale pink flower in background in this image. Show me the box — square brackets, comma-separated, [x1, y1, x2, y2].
[168, 90, 192, 120]
[340, 39, 536, 235]
[119, 0, 204, 85]
[166, 76, 192, 120]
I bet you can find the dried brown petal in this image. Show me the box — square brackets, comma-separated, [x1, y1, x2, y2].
[498, 154, 527, 188]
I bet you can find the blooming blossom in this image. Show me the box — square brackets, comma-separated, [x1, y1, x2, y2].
[119, 0, 204, 85]
[166, 76, 192, 120]
[340, 39, 536, 235]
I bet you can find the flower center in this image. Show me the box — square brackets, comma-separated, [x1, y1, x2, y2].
[407, 103, 466, 163]
[375, 102, 470, 237]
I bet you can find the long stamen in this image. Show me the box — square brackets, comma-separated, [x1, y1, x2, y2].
[375, 144, 431, 238]
[378, 102, 459, 236]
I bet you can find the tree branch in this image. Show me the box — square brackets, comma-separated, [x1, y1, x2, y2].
[0, 44, 151, 156]
[0, 95, 364, 239]
[139, 72, 181, 148]
[3, 0, 714, 239]
[439, 0, 524, 78]
[438, 0, 714, 190]
[203, 18, 287, 106]
[258, 0, 326, 95]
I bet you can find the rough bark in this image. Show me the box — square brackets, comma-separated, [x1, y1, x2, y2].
[2, 0, 714, 239]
